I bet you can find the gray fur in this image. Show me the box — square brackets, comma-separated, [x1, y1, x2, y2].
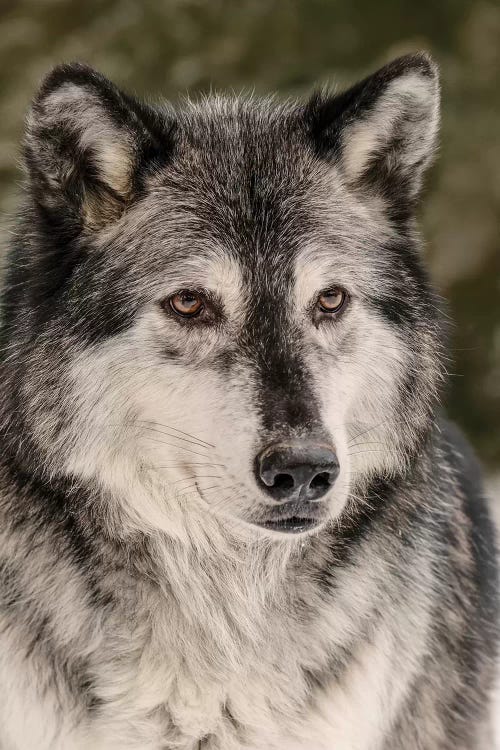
[0, 53, 497, 749]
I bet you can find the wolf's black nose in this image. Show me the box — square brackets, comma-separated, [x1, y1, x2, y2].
[256, 442, 339, 503]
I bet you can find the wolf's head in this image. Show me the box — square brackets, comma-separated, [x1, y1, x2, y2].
[1, 54, 443, 540]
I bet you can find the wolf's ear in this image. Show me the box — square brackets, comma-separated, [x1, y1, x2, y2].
[25, 63, 173, 229]
[306, 53, 439, 209]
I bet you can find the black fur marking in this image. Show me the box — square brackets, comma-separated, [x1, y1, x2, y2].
[365, 238, 432, 327]
[0, 560, 23, 609]
[244, 292, 323, 436]
[442, 420, 499, 642]
[0, 446, 112, 611]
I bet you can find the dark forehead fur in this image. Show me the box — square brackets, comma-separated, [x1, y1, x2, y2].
[156, 97, 323, 266]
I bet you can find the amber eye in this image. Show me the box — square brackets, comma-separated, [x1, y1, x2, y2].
[169, 290, 204, 318]
[318, 288, 347, 314]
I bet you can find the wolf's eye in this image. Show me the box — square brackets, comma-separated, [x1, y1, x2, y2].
[318, 288, 347, 314]
[169, 291, 204, 318]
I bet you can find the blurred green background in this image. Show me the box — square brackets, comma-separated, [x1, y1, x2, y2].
[0, 0, 499, 470]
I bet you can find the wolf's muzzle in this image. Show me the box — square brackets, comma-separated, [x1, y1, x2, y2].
[255, 442, 339, 504]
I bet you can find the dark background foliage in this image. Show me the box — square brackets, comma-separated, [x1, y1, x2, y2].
[0, 0, 499, 470]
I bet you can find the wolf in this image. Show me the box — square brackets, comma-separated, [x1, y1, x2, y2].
[0, 52, 497, 749]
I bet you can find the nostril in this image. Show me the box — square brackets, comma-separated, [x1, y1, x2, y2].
[309, 471, 331, 490]
[273, 473, 295, 491]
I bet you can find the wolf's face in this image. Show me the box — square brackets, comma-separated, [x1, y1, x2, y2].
[2, 55, 443, 539]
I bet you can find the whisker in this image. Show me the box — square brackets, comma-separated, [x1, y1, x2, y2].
[348, 449, 397, 457]
[143, 436, 210, 459]
[179, 484, 236, 501]
[178, 482, 224, 494]
[142, 425, 212, 450]
[347, 420, 389, 446]
[171, 475, 222, 484]
[156, 462, 225, 469]
[140, 419, 215, 448]
[347, 440, 384, 449]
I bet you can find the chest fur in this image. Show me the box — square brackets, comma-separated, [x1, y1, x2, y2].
[82, 545, 425, 750]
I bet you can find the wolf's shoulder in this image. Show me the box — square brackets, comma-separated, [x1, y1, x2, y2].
[439, 417, 498, 630]
[438, 417, 496, 549]
[439, 418, 495, 535]
[439, 418, 484, 492]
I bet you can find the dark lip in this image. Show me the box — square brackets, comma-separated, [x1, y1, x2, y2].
[252, 501, 329, 534]
[258, 516, 323, 534]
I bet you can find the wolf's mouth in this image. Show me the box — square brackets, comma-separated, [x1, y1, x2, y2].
[259, 516, 322, 534]
[253, 500, 329, 534]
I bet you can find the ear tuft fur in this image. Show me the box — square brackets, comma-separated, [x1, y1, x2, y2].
[25, 63, 173, 229]
[305, 53, 440, 209]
